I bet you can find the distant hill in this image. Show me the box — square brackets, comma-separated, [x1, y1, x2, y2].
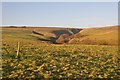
[69, 26, 118, 45]
[2, 26, 118, 45]
[2, 27, 81, 44]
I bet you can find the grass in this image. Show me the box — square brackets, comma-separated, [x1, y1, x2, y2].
[2, 27, 119, 79]
[70, 26, 118, 45]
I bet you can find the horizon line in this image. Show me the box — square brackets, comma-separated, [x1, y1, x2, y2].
[1, 25, 118, 28]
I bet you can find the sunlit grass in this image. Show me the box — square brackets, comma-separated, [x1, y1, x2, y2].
[2, 27, 119, 79]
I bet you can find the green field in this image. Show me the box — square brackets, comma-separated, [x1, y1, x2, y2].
[2, 27, 119, 79]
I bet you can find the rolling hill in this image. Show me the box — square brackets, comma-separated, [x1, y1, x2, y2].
[69, 26, 118, 45]
[2, 26, 118, 45]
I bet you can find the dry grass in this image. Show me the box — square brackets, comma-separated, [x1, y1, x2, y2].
[69, 26, 118, 45]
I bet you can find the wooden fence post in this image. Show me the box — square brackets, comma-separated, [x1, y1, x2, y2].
[16, 42, 20, 58]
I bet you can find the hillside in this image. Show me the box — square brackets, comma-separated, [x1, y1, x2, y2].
[69, 26, 118, 45]
[2, 26, 118, 45]
[2, 27, 80, 44]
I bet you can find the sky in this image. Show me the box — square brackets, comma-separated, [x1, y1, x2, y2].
[1, 0, 119, 2]
[1, 2, 118, 28]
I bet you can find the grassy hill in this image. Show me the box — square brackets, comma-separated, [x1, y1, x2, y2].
[2, 27, 80, 44]
[2, 26, 118, 45]
[69, 26, 118, 45]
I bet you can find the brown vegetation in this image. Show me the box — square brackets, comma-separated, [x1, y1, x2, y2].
[56, 34, 74, 43]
